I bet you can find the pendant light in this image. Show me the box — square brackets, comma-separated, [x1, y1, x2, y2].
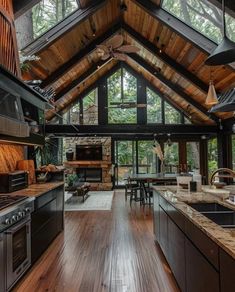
[205, 69, 218, 105]
[205, 0, 235, 65]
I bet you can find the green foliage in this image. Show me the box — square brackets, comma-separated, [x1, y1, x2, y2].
[83, 89, 97, 111]
[165, 102, 181, 124]
[162, 0, 235, 43]
[108, 68, 137, 124]
[208, 138, 218, 176]
[32, 0, 78, 39]
[147, 88, 162, 123]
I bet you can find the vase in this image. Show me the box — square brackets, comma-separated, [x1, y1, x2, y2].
[66, 149, 74, 161]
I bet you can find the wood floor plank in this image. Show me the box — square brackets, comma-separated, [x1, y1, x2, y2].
[13, 191, 179, 292]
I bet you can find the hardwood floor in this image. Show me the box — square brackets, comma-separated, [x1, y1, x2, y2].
[14, 191, 179, 292]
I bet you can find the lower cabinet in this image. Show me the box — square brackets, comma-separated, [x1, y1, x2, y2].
[31, 185, 64, 263]
[220, 249, 235, 291]
[168, 219, 186, 292]
[153, 191, 225, 292]
[185, 238, 219, 292]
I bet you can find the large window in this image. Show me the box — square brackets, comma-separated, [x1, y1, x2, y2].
[16, 0, 79, 49]
[82, 89, 98, 125]
[147, 88, 162, 123]
[164, 102, 181, 124]
[187, 142, 200, 172]
[208, 138, 218, 177]
[164, 142, 179, 173]
[138, 141, 157, 174]
[162, 0, 235, 44]
[108, 68, 137, 124]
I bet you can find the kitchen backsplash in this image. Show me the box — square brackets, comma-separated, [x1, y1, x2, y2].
[0, 144, 24, 172]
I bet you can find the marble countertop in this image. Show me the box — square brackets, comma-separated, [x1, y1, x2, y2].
[0, 182, 64, 198]
[152, 185, 235, 259]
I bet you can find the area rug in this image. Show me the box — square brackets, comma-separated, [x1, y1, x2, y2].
[64, 191, 114, 211]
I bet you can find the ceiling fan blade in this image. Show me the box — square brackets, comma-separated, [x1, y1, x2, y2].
[96, 44, 109, 54]
[106, 34, 124, 49]
[117, 45, 140, 53]
[113, 52, 127, 61]
[101, 53, 110, 60]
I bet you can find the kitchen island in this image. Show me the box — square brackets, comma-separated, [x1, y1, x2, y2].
[153, 186, 235, 292]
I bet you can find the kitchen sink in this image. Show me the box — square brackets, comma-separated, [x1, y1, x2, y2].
[187, 202, 235, 228]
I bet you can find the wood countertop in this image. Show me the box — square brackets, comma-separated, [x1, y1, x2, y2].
[0, 182, 64, 198]
[152, 185, 235, 260]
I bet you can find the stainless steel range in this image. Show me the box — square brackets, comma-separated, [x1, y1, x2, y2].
[0, 194, 34, 292]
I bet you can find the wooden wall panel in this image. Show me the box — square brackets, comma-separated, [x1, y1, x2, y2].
[0, 0, 21, 76]
[0, 144, 24, 172]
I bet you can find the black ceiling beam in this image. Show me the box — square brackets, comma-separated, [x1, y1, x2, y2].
[21, 0, 107, 56]
[13, 0, 41, 18]
[128, 54, 219, 123]
[123, 23, 209, 94]
[45, 124, 217, 135]
[54, 58, 112, 101]
[41, 22, 121, 88]
[135, 0, 217, 54]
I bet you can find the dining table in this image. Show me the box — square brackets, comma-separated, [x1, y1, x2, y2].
[127, 173, 177, 205]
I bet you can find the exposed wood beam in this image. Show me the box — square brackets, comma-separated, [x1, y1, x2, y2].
[123, 22, 209, 94]
[41, 22, 121, 88]
[13, 0, 41, 18]
[135, 0, 217, 54]
[54, 58, 112, 101]
[128, 53, 219, 123]
[45, 124, 217, 135]
[21, 0, 107, 55]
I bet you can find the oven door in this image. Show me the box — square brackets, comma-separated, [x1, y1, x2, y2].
[5, 217, 31, 291]
[0, 232, 6, 292]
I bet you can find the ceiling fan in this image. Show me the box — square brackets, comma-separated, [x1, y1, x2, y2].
[96, 34, 140, 61]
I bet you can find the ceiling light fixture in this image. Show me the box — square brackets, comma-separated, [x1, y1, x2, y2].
[205, 69, 218, 106]
[205, 0, 235, 65]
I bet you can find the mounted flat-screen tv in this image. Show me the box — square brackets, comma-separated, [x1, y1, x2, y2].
[76, 145, 102, 161]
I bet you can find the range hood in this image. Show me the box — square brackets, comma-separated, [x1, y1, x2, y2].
[0, 65, 51, 145]
[209, 88, 235, 112]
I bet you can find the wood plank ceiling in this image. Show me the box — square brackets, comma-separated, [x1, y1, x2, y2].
[20, 0, 235, 124]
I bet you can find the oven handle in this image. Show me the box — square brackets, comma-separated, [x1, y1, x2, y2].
[5, 217, 31, 234]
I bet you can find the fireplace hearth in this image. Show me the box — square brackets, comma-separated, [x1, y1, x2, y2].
[76, 167, 102, 182]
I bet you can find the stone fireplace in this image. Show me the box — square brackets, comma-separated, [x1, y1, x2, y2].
[64, 137, 112, 191]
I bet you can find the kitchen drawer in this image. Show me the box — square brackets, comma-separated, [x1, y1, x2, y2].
[167, 203, 185, 232]
[159, 195, 169, 212]
[35, 189, 57, 210]
[185, 219, 219, 270]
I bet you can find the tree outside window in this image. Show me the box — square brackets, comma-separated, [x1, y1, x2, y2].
[147, 88, 162, 123]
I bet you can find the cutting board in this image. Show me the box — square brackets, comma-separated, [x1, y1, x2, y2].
[17, 159, 36, 185]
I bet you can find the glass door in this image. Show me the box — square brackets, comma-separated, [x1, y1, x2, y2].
[115, 140, 136, 186]
[137, 141, 157, 174]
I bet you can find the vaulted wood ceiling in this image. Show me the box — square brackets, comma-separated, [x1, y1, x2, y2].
[20, 0, 235, 124]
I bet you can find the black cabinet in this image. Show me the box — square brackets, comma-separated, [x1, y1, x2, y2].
[168, 219, 186, 292]
[31, 185, 64, 263]
[153, 191, 160, 241]
[185, 238, 219, 292]
[220, 249, 235, 292]
[159, 206, 168, 258]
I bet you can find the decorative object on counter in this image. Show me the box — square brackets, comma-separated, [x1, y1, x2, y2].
[176, 176, 192, 190]
[213, 181, 226, 189]
[66, 148, 74, 161]
[36, 171, 49, 183]
[192, 169, 202, 191]
[16, 159, 36, 185]
[189, 181, 197, 192]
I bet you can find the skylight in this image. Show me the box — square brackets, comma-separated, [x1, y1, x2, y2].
[16, 0, 79, 49]
[161, 0, 235, 44]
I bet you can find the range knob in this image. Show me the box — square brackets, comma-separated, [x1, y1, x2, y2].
[12, 215, 19, 222]
[18, 212, 23, 218]
[24, 208, 31, 213]
[4, 218, 10, 225]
